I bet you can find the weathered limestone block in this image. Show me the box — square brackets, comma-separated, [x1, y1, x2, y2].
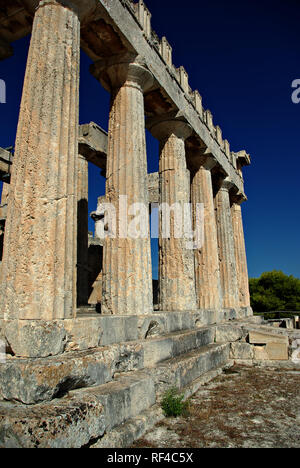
[78, 372, 156, 432]
[215, 178, 239, 309]
[253, 343, 288, 361]
[4, 320, 67, 358]
[153, 343, 230, 396]
[253, 345, 269, 360]
[231, 199, 251, 307]
[78, 122, 108, 170]
[64, 316, 103, 351]
[91, 54, 153, 315]
[143, 327, 215, 367]
[190, 154, 222, 310]
[265, 342, 288, 360]
[230, 342, 254, 360]
[0, 0, 80, 321]
[0, 343, 143, 405]
[249, 329, 289, 360]
[249, 330, 289, 345]
[0, 394, 105, 449]
[215, 324, 243, 343]
[147, 116, 197, 311]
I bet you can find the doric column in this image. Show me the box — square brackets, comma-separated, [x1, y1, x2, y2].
[77, 154, 89, 306]
[191, 154, 222, 310]
[0, 182, 10, 209]
[0, 0, 80, 320]
[0, 182, 9, 260]
[231, 198, 251, 307]
[215, 178, 239, 309]
[148, 118, 197, 311]
[91, 54, 153, 315]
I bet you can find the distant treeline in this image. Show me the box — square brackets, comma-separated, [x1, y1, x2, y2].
[250, 270, 300, 313]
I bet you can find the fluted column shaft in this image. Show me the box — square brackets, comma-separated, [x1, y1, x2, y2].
[0, 0, 80, 320]
[0, 182, 10, 208]
[77, 154, 89, 305]
[191, 157, 222, 310]
[215, 179, 239, 309]
[149, 120, 197, 311]
[91, 56, 153, 315]
[231, 201, 250, 307]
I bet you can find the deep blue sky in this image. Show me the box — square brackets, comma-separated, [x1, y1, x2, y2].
[0, 0, 299, 280]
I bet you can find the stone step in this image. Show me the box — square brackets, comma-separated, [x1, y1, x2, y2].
[0, 371, 154, 449]
[94, 362, 233, 448]
[1, 309, 252, 359]
[142, 326, 215, 367]
[152, 343, 230, 396]
[68, 307, 248, 353]
[0, 343, 230, 448]
[0, 327, 215, 405]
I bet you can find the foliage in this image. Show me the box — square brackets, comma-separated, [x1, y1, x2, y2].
[161, 387, 189, 418]
[250, 270, 300, 313]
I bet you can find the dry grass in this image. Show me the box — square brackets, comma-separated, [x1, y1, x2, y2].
[131, 365, 300, 448]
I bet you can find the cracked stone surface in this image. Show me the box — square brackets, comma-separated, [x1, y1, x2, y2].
[132, 365, 300, 448]
[149, 118, 197, 312]
[0, 0, 80, 321]
[215, 179, 239, 309]
[91, 55, 153, 316]
[231, 201, 251, 308]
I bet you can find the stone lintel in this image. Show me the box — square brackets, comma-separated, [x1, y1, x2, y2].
[78, 122, 108, 170]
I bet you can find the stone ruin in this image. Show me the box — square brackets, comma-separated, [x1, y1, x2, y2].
[0, 0, 299, 448]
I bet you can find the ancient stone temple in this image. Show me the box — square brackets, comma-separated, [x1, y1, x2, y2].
[0, 0, 288, 449]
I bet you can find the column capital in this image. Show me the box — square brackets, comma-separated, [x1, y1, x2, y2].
[36, 0, 95, 21]
[37, 0, 77, 13]
[219, 176, 234, 192]
[188, 147, 217, 171]
[231, 191, 248, 206]
[147, 114, 193, 142]
[90, 53, 153, 93]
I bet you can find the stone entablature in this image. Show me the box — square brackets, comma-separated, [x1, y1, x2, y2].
[0, 0, 248, 196]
